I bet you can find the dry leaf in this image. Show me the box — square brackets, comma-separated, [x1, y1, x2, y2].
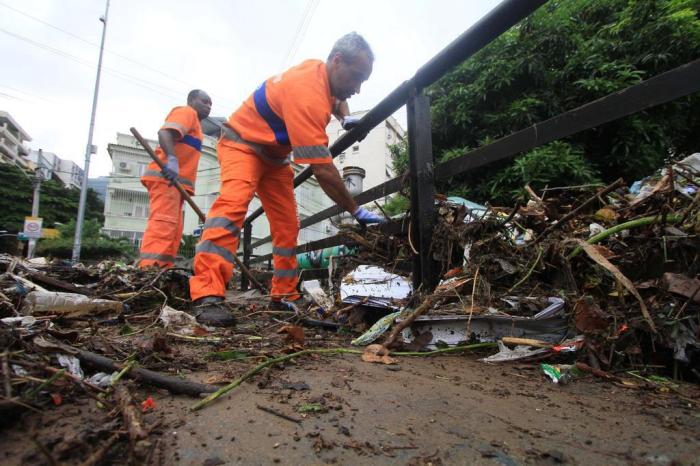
[572, 239, 656, 333]
[277, 325, 305, 347]
[361, 344, 398, 365]
[574, 298, 608, 333]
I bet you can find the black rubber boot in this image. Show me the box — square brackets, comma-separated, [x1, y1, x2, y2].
[191, 296, 236, 327]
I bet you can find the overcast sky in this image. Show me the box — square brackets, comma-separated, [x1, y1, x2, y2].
[0, 0, 501, 177]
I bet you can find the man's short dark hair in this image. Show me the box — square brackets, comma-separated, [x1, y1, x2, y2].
[328, 32, 374, 63]
[187, 89, 202, 103]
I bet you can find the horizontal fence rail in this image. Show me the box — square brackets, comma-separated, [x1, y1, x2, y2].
[248, 57, 700, 254]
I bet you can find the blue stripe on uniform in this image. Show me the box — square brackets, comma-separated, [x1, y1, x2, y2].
[180, 135, 202, 152]
[253, 82, 290, 146]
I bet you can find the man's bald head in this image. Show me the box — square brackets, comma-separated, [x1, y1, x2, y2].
[187, 89, 212, 120]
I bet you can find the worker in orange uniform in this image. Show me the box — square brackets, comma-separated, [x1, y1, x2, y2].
[188, 32, 384, 327]
[138, 90, 212, 269]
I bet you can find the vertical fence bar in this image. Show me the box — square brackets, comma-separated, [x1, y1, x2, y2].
[241, 223, 252, 290]
[407, 87, 437, 291]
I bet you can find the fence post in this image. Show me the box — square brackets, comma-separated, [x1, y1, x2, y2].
[407, 87, 437, 292]
[241, 223, 252, 290]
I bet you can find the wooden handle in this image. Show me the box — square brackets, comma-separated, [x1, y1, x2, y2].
[129, 127, 268, 293]
[501, 337, 552, 348]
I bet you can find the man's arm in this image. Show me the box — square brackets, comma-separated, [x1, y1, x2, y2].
[157, 128, 180, 155]
[310, 163, 357, 214]
[157, 128, 181, 181]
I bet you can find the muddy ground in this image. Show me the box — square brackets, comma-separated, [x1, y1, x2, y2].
[3, 353, 699, 466]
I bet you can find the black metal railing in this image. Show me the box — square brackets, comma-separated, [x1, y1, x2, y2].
[240, 0, 700, 291]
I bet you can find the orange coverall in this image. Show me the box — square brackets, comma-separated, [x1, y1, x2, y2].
[139, 105, 203, 268]
[190, 59, 335, 302]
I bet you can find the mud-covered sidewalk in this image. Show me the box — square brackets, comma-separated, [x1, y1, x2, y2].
[3, 354, 699, 465]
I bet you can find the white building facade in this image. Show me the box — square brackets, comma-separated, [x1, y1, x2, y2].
[0, 110, 32, 169]
[27, 150, 84, 189]
[326, 111, 404, 199]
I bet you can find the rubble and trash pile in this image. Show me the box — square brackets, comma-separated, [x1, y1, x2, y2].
[294, 153, 699, 381]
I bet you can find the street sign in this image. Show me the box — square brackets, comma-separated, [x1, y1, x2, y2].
[23, 216, 43, 239]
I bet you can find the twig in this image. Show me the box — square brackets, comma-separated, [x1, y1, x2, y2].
[0, 395, 43, 413]
[114, 384, 151, 460]
[256, 404, 301, 424]
[674, 283, 700, 320]
[32, 437, 59, 466]
[166, 332, 225, 343]
[507, 246, 543, 293]
[79, 433, 120, 466]
[27, 369, 65, 399]
[534, 178, 624, 244]
[541, 183, 605, 192]
[383, 297, 434, 348]
[407, 219, 419, 255]
[373, 200, 390, 221]
[2, 350, 11, 398]
[466, 267, 480, 338]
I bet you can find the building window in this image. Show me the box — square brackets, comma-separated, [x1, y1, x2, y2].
[352, 145, 359, 153]
[338, 154, 345, 164]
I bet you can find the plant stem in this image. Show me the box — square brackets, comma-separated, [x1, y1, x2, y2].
[568, 214, 683, 259]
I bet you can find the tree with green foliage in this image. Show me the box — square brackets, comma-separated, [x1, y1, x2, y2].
[36, 219, 134, 261]
[0, 164, 104, 232]
[391, 0, 700, 204]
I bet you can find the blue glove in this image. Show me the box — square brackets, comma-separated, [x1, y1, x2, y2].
[353, 207, 386, 225]
[162, 154, 179, 182]
[341, 116, 360, 130]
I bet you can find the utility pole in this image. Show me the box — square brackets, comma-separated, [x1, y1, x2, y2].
[27, 149, 43, 259]
[72, 0, 110, 263]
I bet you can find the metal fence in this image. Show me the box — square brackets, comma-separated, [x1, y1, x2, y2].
[241, 0, 700, 291]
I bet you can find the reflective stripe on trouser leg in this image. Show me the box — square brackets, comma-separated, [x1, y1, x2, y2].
[257, 162, 299, 301]
[189, 144, 262, 301]
[139, 180, 183, 269]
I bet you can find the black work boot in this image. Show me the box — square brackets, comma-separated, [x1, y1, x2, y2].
[191, 296, 236, 327]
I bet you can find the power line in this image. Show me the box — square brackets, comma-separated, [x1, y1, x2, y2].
[0, 1, 237, 108]
[0, 27, 187, 103]
[282, 0, 319, 68]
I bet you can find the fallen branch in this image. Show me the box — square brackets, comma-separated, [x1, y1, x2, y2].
[66, 346, 217, 396]
[114, 384, 151, 460]
[383, 298, 434, 348]
[534, 178, 624, 244]
[192, 343, 495, 411]
[25, 270, 91, 295]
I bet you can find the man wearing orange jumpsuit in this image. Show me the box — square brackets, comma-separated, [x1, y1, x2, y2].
[138, 90, 212, 269]
[189, 33, 384, 326]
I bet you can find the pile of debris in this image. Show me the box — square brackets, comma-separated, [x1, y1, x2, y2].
[292, 153, 699, 382]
